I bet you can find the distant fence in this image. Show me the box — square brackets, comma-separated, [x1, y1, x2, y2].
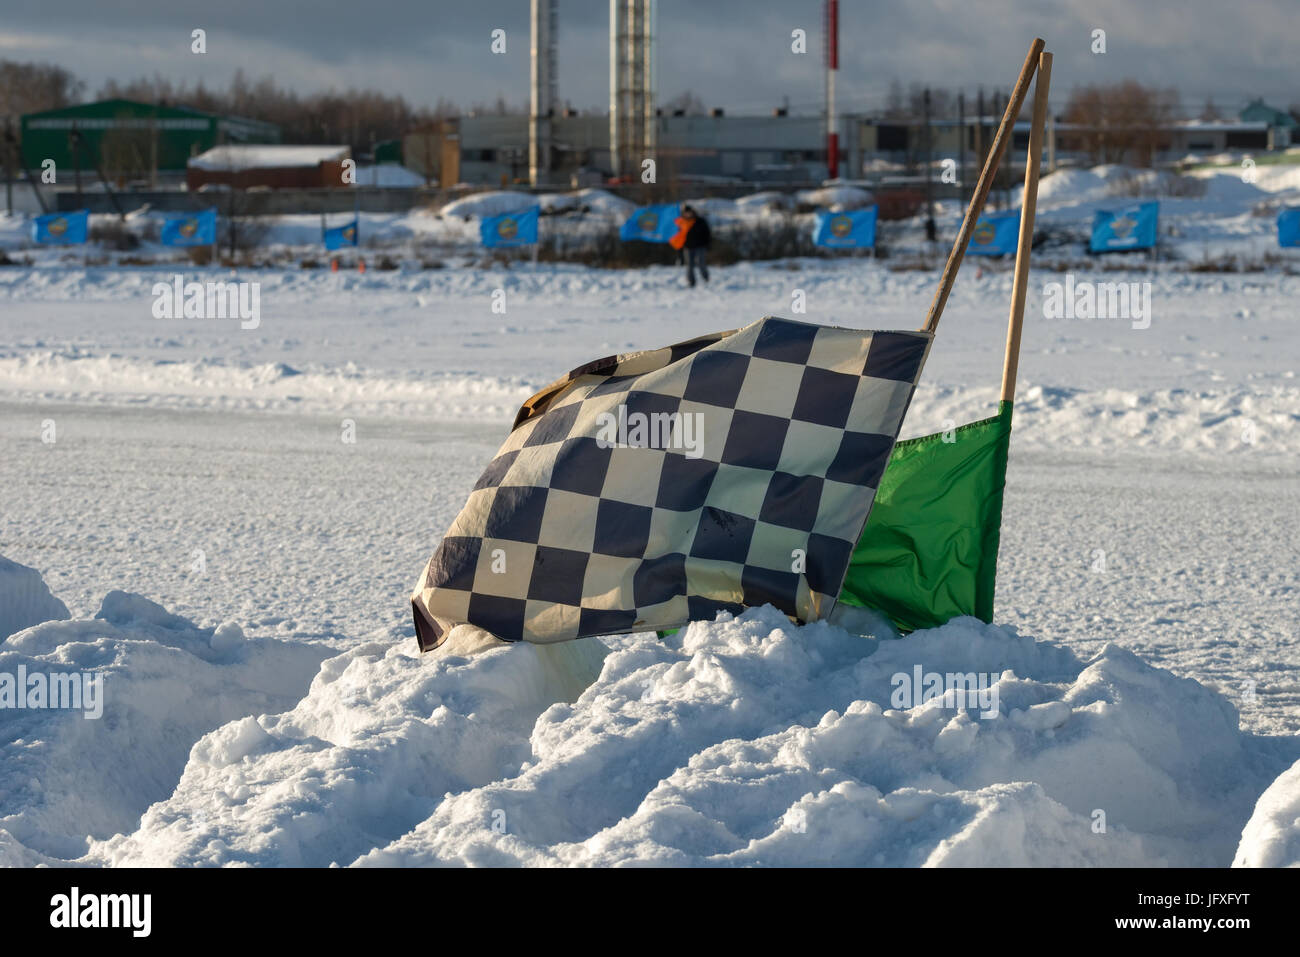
[48, 179, 972, 217]
[55, 188, 445, 215]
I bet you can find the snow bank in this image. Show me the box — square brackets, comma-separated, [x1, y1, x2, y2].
[93, 627, 607, 866]
[906, 382, 1300, 456]
[1188, 163, 1300, 198]
[1234, 759, 1300, 867]
[440, 191, 539, 220]
[1036, 167, 1118, 208]
[735, 191, 793, 213]
[796, 185, 875, 210]
[350, 608, 1264, 866]
[0, 591, 329, 864]
[0, 556, 69, 639]
[351, 164, 428, 188]
[540, 189, 635, 219]
[84, 606, 1287, 867]
[0, 351, 535, 419]
[439, 189, 637, 222]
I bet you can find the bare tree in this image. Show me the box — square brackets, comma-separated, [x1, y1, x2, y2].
[97, 71, 440, 151]
[1062, 81, 1181, 166]
[0, 59, 83, 116]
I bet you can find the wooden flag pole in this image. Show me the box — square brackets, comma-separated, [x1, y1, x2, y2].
[922, 37, 1044, 336]
[1000, 50, 1053, 403]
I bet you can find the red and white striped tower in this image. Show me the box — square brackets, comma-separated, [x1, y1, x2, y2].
[824, 0, 839, 179]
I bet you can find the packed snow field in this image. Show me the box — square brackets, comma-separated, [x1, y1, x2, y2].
[2, 173, 1299, 866]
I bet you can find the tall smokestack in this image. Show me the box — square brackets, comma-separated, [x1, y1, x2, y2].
[610, 0, 655, 181]
[530, 0, 558, 186]
[825, 0, 839, 179]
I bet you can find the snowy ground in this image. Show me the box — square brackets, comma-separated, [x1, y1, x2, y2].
[2, 190, 1299, 866]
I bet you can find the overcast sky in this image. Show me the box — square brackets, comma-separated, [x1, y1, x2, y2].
[1, 0, 1295, 116]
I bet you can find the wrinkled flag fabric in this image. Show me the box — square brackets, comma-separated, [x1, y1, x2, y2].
[412, 316, 931, 650]
[838, 401, 1012, 632]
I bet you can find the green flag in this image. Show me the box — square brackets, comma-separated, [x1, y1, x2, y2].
[837, 401, 1013, 633]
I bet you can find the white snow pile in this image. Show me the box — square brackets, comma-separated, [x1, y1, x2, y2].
[796, 185, 875, 210]
[77, 605, 1300, 868]
[1234, 759, 1300, 867]
[539, 189, 636, 219]
[92, 627, 608, 866]
[439, 191, 539, 220]
[350, 164, 429, 189]
[0, 555, 70, 639]
[735, 191, 794, 214]
[0, 565, 330, 866]
[439, 189, 636, 222]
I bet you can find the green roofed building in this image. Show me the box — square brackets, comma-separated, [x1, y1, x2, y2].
[20, 98, 280, 178]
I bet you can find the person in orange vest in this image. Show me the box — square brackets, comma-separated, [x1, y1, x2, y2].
[670, 205, 711, 288]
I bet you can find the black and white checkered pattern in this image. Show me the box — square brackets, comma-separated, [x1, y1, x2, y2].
[412, 316, 931, 650]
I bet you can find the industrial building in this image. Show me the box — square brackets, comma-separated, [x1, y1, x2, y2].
[403, 107, 1296, 189]
[19, 99, 280, 181]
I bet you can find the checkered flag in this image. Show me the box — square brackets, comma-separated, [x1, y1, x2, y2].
[412, 316, 931, 650]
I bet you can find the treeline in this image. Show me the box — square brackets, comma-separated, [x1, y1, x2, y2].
[0, 60, 84, 120]
[97, 71, 458, 148]
[1, 59, 462, 152]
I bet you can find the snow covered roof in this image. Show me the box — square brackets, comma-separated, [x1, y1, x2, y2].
[189, 145, 350, 171]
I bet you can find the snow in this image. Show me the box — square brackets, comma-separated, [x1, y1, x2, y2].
[735, 190, 793, 213]
[3, 591, 1293, 867]
[188, 145, 351, 171]
[0, 555, 69, 639]
[1234, 759, 1300, 867]
[437, 188, 637, 222]
[0, 583, 329, 864]
[796, 185, 875, 210]
[439, 191, 540, 219]
[352, 164, 429, 188]
[92, 624, 607, 866]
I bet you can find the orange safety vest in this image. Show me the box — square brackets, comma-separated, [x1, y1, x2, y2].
[669, 217, 693, 250]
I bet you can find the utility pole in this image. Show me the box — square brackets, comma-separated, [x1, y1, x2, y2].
[4, 118, 13, 216]
[975, 88, 985, 207]
[824, 0, 840, 179]
[70, 128, 83, 201]
[923, 87, 936, 241]
[957, 92, 967, 208]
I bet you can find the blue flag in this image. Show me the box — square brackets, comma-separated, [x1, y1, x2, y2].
[966, 210, 1020, 256]
[1279, 209, 1300, 248]
[161, 208, 217, 247]
[33, 209, 88, 245]
[812, 206, 878, 248]
[324, 219, 359, 250]
[1091, 201, 1158, 252]
[481, 206, 539, 248]
[619, 203, 680, 243]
